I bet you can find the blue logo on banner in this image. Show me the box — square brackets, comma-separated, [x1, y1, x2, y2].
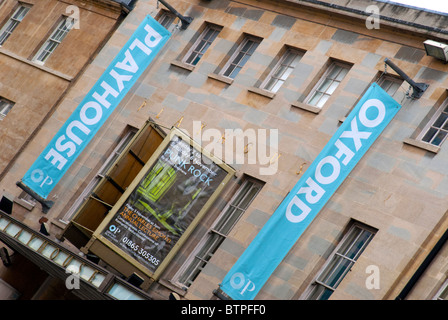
[22, 16, 171, 199]
[220, 83, 401, 300]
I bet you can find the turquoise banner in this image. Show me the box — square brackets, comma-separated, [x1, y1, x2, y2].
[220, 83, 401, 300]
[22, 16, 170, 199]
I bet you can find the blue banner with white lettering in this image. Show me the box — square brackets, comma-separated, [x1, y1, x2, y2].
[220, 83, 401, 300]
[22, 16, 170, 199]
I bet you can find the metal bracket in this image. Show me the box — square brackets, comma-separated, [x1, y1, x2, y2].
[16, 181, 54, 214]
[384, 58, 429, 99]
[158, 0, 193, 30]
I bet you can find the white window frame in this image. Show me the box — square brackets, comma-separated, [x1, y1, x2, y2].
[60, 129, 137, 223]
[306, 61, 351, 109]
[377, 74, 403, 96]
[261, 48, 303, 93]
[33, 16, 73, 65]
[157, 10, 176, 31]
[433, 279, 448, 300]
[0, 97, 15, 120]
[219, 35, 261, 79]
[0, 3, 31, 46]
[171, 177, 263, 290]
[417, 99, 448, 147]
[301, 223, 375, 300]
[183, 24, 221, 66]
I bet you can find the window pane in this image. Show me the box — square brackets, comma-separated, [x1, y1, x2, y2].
[241, 40, 255, 53]
[326, 81, 340, 95]
[308, 91, 323, 106]
[214, 205, 238, 232]
[262, 49, 302, 93]
[344, 230, 372, 259]
[387, 82, 400, 95]
[178, 233, 223, 286]
[238, 186, 261, 209]
[434, 113, 448, 128]
[336, 67, 348, 81]
[433, 131, 447, 146]
[281, 66, 295, 80]
[13, 6, 30, 20]
[316, 94, 329, 108]
[306, 224, 374, 300]
[0, 98, 14, 118]
[158, 12, 175, 28]
[232, 51, 246, 66]
[318, 255, 353, 288]
[218, 207, 244, 234]
[422, 127, 437, 143]
[0, 5, 30, 45]
[264, 78, 278, 92]
[231, 181, 255, 207]
[338, 227, 362, 255]
[222, 37, 260, 78]
[328, 65, 342, 79]
[198, 40, 211, 54]
[283, 51, 299, 67]
[107, 283, 144, 300]
[184, 26, 220, 66]
[318, 79, 332, 93]
[175, 179, 263, 288]
[307, 63, 349, 108]
[272, 64, 288, 78]
[438, 283, 448, 300]
[34, 18, 72, 63]
[270, 80, 284, 93]
[307, 284, 333, 300]
[443, 122, 448, 130]
[204, 28, 219, 42]
[229, 65, 242, 79]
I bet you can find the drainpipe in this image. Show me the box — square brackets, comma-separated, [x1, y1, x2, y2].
[395, 228, 448, 300]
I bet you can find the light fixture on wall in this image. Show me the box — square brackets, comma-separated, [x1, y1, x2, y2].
[423, 40, 448, 62]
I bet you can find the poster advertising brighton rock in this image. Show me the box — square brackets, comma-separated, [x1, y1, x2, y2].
[101, 134, 228, 274]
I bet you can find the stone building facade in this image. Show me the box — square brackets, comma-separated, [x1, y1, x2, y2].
[1, 0, 448, 300]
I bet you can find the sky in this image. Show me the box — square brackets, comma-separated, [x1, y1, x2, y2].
[381, 0, 448, 14]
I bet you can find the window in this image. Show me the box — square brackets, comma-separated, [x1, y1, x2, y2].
[183, 24, 221, 66]
[172, 177, 263, 289]
[378, 74, 402, 96]
[220, 36, 261, 79]
[418, 99, 448, 147]
[15, 191, 36, 210]
[60, 129, 136, 222]
[306, 62, 351, 109]
[0, 4, 31, 46]
[0, 97, 14, 120]
[157, 10, 176, 29]
[303, 223, 375, 300]
[261, 48, 303, 93]
[33, 17, 74, 64]
[434, 279, 448, 300]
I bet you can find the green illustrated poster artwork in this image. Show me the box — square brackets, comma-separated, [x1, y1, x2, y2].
[101, 135, 228, 273]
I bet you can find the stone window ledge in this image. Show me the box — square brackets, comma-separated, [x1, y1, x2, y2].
[403, 138, 440, 154]
[13, 197, 35, 211]
[0, 47, 73, 81]
[170, 60, 195, 72]
[208, 73, 234, 85]
[291, 101, 322, 114]
[248, 86, 275, 99]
